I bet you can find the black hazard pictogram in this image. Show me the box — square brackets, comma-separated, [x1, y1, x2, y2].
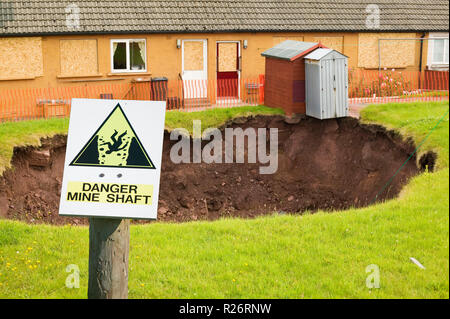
[70, 103, 156, 169]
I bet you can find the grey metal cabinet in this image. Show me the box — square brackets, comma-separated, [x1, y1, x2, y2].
[304, 49, 349, 119]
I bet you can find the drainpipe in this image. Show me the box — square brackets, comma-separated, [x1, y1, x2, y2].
[378, 39, 381, 74]
[418, 32, 426, 89]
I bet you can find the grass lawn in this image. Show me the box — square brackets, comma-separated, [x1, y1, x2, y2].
[0, 101, 448, 298]
[361, 100, 449, 169]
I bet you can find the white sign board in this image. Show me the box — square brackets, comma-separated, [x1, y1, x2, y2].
[59, 98, 166, 220]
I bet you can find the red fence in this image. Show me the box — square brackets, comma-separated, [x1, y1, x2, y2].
[0, 71, 448, 122]
[0, 77, 265, 122]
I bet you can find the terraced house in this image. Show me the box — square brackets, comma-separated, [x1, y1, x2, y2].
[0, 0, 448, 108]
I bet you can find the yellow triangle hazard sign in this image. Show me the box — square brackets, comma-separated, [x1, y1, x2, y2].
[70, 104, 155, 169]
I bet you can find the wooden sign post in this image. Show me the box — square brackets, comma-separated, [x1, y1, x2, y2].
[88, 218, 130, 299]
[58, 99, 166, 299]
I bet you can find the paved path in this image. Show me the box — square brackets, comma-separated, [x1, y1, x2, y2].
[348, 103, 367, 119]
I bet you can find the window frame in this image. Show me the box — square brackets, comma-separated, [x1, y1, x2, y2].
[110, 39, 147, 73]
[427, 33, 449, 69]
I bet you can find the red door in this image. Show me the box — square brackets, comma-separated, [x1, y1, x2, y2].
[217, 42, 239, 98]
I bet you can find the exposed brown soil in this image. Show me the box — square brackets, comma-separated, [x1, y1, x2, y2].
[0, 115, 429, 225]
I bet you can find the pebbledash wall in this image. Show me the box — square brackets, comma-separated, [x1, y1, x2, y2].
[0, 32, 431, 89]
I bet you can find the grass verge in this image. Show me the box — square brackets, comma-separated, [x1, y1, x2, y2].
[361, 101, 449, 168]
[0, 118, 69, 175]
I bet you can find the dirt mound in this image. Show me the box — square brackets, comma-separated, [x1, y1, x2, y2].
[0, 116, 427, 225]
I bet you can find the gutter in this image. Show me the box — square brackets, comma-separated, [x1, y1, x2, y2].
[1, 29, 449, 38]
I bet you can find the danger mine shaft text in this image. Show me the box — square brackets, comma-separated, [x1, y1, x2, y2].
[66, 182, 153, 205]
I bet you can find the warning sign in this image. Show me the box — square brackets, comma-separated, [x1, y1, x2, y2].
[70, 104, 155, 169]
[59, 98, 166, 220]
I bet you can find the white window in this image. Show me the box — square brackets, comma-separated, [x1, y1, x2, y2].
[111, 39, 147, 73]
[432, 38, 449, 64]
[427, 33, 449, 69]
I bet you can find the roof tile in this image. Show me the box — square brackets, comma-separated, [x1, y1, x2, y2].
[0, 0, 448, 35]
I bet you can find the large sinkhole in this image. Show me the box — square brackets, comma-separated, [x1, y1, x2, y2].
[0, 115, 432, 225]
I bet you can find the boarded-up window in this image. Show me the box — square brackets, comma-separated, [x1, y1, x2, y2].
[60, 39, 98, 76]
[218, 43, 237, 72]
[0, 37, 43, 79]
[183, 41, 204, 71]
[312, 36, 344, 53]
[358, 33, 417, 68]
[273, 36, 304, 45]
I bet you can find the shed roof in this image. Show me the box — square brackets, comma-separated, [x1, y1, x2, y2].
[304, 48, 348, 60]
[0, 0, 448, 36]
[261, 40, 324, 61]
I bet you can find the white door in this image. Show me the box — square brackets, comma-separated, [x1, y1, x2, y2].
[182, 40, 208, 99]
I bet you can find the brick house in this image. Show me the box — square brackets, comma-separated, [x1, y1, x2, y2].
[0, 0, 448, 103]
